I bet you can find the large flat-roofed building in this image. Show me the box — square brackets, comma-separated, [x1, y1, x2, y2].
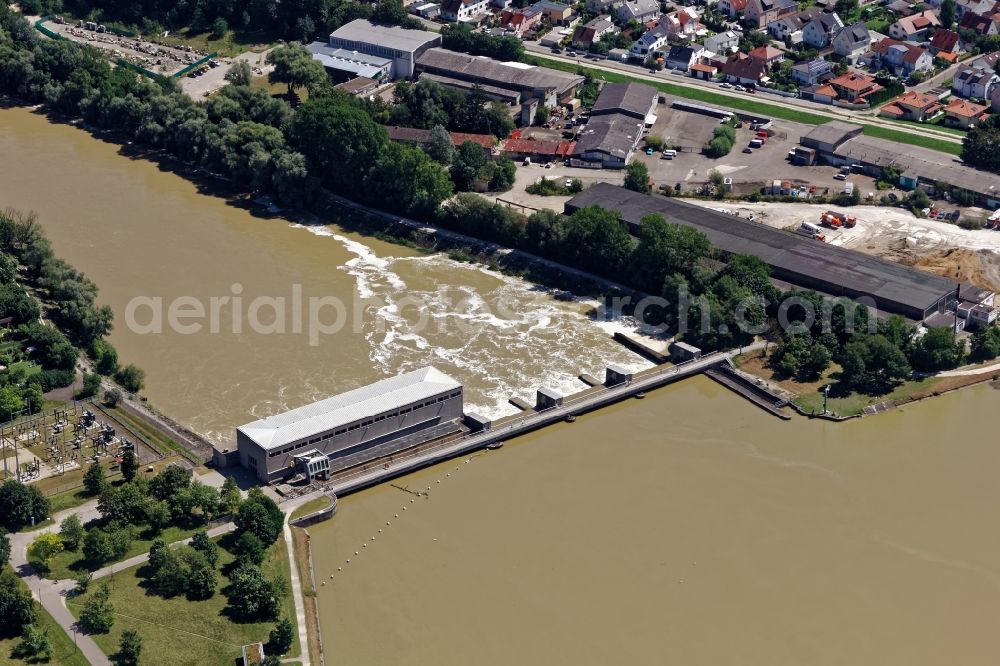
[800, 121, 999, 209]
[590, 82, 658, 123]
[565, 183, 960, 320]
[415, 48, 584, 107]
[309, 19, 442, 82]
[235, 367, 464, 483]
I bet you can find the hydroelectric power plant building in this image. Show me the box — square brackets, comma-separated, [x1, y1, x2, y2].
[230, 367, 464, 483]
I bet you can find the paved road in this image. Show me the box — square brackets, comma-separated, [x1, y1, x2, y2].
[524, 44, 963, 147]
[8, 499, 111, 666]
[279, 494, 317, 666]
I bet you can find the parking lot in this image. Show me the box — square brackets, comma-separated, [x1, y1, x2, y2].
[632, 96, 883, 197]
[44, 18, 210, 76]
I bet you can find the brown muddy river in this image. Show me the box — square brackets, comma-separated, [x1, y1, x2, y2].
[3, 106, 1000, 665]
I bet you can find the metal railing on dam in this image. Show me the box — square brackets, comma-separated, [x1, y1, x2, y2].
[323, 351, 732, 497]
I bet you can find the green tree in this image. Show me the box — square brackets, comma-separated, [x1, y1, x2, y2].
[233, 530, 267, 566]
[363, 142, 454, 217]
[225, 60, 253, 87]
[115, 629, 142, 666]
[60, 514, 85, 551]
[0, 480, 50, 531]
[267, 617, 295, 655]
[0, 385, 25, 422]
[534, 105, 549, 126]
[450, 140, 490, 192]
[99, 482, 148, 524]
[227, 564, 281, 621]
[290, 96, 388, 192]
[266, 44, 328, 96]
[235, 490, 284, 545]
[961, 118, 1000, 174]
[149, 545, 187, 598]
[190, 531, 220, 568]
[0, 568, 36, 631]
[211, 17, 229, 38]
[909, 326, 965, 372]
[103, 388, 123, 407]
[940, 0, 956, 28]
[623, 161, 651, 193]
[14, 623, 51, 661]
[149, 465, 191, 501]
[115, 364, 145, 393]
[120, 449, 138, 483]
[220, 476, 243, 516]
[840, 334, 911, 394]
[79, 582, 115, 634]
[426, 125, 455, 165]
[182, 548, 217, 600]
[0, 528, 9, 565]
[79, 372, 102, 398]
[970, 325, 1000, 362]
[145, 500, 171, 534]
[563, 206, 633, 276]
[83, 528, 115, 566]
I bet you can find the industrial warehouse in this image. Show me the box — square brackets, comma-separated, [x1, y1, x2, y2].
[225, 367, 465, 483]
[565, 183, 968, 321]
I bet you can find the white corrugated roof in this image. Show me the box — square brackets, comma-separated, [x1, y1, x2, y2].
[238, 366, 461, 450]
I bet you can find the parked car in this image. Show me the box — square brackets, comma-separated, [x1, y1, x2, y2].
[646, 147, 654, 155]
[719, 82, 733, 89]
[552, 47, 562, 53]
[734, 85, 746, 92]
[833, 173, 848, 180]
[743, 147, 753, 154]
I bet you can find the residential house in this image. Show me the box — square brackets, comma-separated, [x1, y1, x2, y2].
[704, 30, 740, 53]
[943, 97, 991, 128]
[970, 51, 1000, 70]
[879, 90, 943, 120]
[768, 9, 823, 41]
[662, 7, 705, 41]
[491, 0, 512, 9]
[534, 0, 578, 26]
[720, 51, 769, 84]
[801, 82, 838, 103]
[929, 28, 964, 61]
[690, 62, 719, 79]
[441, 0, 491, 21]
[665, 44, 700, 70]
[791, 57, 833, 85]
[993, 85, 1000, 111]
[572, 16, 617, 49]
[828, 71, 882, 102]
[409, 2, 442, 19]
[886, 0, 916, 17]
[955, 0, 997, 20]
[717, 0, 749, 19]
[865, 38, 933, 75]
[500, 5, 543, 34]
[749, 44, 785, 68]
[615, 0, 660, 23]
[958, 10, 999, 34]
[802, 12, 845, 47]
[630, 26, 670, 58]
[952, 65, 1000, 98]
[888, 9, 940, 40]
[744, 0, 797, 29]
[586, 0, 619, 12]
[832, 21, 872, 62]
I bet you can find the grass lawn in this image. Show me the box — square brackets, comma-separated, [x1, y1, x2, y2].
[532, 55, 966, 156]
[733, 351, 996, 416]
[859, 125, 963, 156]
[66, 535, 300, 666]
[0, 571, 89, 666]
[39, 524, 210, 581]
[98, 405, 200, 463]
[289, 496, 332, 522]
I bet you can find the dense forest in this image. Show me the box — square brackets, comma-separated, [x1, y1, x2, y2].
[18, 0, 421, 41]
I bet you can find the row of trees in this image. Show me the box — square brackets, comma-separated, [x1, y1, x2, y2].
[52, 0, 420, 42]
[387, 80, 516, 140]
[961, 114, 1000, 175]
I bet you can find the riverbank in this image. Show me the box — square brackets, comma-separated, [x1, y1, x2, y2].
[734, 349, 1000, 417]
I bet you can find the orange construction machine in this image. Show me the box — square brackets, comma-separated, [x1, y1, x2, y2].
[820, 210, 857, 228]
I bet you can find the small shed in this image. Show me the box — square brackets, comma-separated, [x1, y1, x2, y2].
[605, 364, 633, 387]
[669, 341, 702, 363]
[464, 412, 492, 432]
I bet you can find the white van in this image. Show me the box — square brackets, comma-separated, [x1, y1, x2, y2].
[661, 149, 677, 159]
